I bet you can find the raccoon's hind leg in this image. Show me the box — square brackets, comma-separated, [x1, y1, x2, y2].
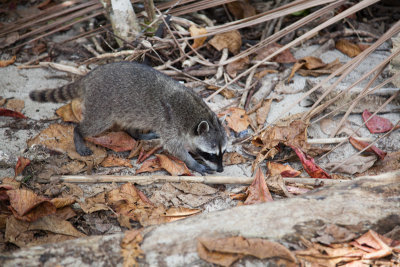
[73, 126, 93, 156]
[126, 129, 159, 140]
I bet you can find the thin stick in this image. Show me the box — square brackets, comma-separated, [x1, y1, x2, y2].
[307, 137, 373, 145]
[56, 170, 400, 185]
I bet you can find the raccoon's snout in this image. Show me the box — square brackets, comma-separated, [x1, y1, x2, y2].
[196, 149, 224, 172]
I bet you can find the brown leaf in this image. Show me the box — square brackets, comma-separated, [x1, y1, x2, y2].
[56, 101, 80, 123]
[27, 124, 107, 165]
[226, 56, 249, 78]
[227, 0, 256, 19]
[164, 206, 202, 217]
[223, 152, 248, 166]
[254, 69, 278, 79]
[244, 167, 273, 204]
[288, 57, 342, 82]
[101, 154, 133, 168]
[5, 215, 85, 248]
[136, 158, 162, 174]
[208, 30, 242, 54]
[336, 39, 361, 57]
[254, 43, 296, 64]
[80, 192, 108, 213]
[14, 157, 30, 177]
[0, 55, 16, 67]
[207, 85, 236, 99]
[86, 131, 136, 152]
[156, 154, 192, 176]
[297, 58, 342, 77]
[349, 137, 387, 160]
[197, 239, 241, 267]
[256, 99, 272, 126]
[220, 107, 249, 133]
[5, 99, 24, 113]
[325, 155, 377, 175]
[189, 25, 207, 49]
[121, 229, 144, 267]
[199, 236, 296, 263]
[50, 197, 76, 209]
[353, 230, 393, 259]
[267, 162, 300, 177]
[55, 206, 76, 220]
[7, 189, 56, 222]
[171, 182, 218, 195]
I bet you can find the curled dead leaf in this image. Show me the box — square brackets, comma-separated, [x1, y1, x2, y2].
[156, 154, 191, 176]
[220, 107, 249, 133]
[209, 30, 242, 54]
[86, 131, 136, 152]
[189, 25, 207, 49]
[244, 167, 273, 204]
[336, 39, 361, 57]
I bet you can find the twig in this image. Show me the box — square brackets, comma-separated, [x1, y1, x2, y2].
[56, 170, 400, 185]
[307, 137, 373, 145]
[239, 68, 256, 108]
[38, 62, 88, 75]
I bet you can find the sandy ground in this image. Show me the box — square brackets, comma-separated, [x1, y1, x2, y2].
[1, 43, 399, 179]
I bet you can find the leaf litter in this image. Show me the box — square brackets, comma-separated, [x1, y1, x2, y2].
[1, 0, 400, 265]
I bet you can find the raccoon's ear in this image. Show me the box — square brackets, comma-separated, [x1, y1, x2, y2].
[196, 120, 209, 135]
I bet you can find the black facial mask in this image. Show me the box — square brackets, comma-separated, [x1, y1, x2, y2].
[196, 149, 224, 172]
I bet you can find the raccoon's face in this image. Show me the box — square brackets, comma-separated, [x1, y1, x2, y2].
[192, 120, 227, 172]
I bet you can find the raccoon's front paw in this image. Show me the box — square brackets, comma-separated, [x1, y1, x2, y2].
[76, 146, 93, 156]
[192, 162, 214, 176]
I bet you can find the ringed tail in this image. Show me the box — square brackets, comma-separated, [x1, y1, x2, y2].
[29, 83, 82, 103]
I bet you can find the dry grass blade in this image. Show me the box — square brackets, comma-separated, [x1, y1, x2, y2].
[330, 120, 400, 172]
[329, 64, 387, 138]
[183, 0, 338, 40]
[223, 0, 346, 65]
[305, 46, 400, 122]
[319, 86, 400, 161]
[206, 0, 380, 103]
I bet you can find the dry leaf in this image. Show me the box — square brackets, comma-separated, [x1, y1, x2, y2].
[244, 167, 273, 204]
[86, 131, 137, 152]
[325, 155, 377, 175]
[254, 43, 296, 63]
[171, 182, 218, 195]
[197, 239, 242, 267]
[5, 215, 85, 248]
[207, 85, 235, 99]
[101, 154, 133, 168]
[349, 137, 387, 160]
[136, 158, 162, 174]
[121, 229, 144, 267]
[226, 56, 249, 78]
[5, 99, 24, 113]
[288, 57, 342, 81]
[7, 189, 56, 222]
[208, 30, 242, 54]
[156, 154, 191, 176]
[267, 162, 300, 177]
[220, 107, 249, 133]
[79, 192, 108, 213]
[56, 100, 80, 123]
[362, 109, 396, 133]
[336, 39, 362, 57]
[223, 152, 247, 165]
[27, 124, 107, 165]
[256, 99, 272, 126]
[50, 197, 76, 209]
[291, 146, 331, 179]
[0, 107, 26, 119]
[14, 157, 30, 177]
[198, 236, 296, 266]
[0, 55, 16, 67]
[227, 0, 256, 19]
[297, 58, 342, 77]
[189, 25, 207, 49]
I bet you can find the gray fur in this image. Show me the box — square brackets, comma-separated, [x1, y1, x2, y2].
[30, 62, 227, 174]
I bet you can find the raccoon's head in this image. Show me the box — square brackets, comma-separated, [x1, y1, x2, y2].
[192, 120, 227, 172]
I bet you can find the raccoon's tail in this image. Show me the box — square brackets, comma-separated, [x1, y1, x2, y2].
[29, 82, 83, 103]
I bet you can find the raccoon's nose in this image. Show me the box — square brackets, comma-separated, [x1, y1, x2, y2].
[216, 165, 223, 172]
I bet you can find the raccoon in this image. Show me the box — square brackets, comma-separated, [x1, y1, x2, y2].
[29, 62, 227, 174]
